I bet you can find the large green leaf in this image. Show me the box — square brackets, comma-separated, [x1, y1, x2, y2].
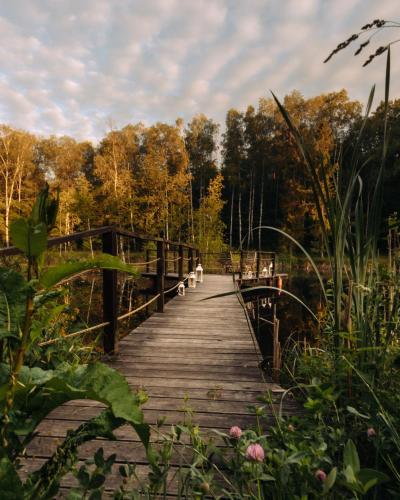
[10, 218, 47, 258]
[0, 457, 23, 500]
[0, 363, 151, 492]
[1, 362, 149, 461]
[13, 362, 143, 427]
[39, 254, 139, 289]
[30, 183, 59, 230]
[357, 468, 389, 493]
[0, 268, 27, 340]
[323, 467, 337, 494]
[343, 439, 360, 474]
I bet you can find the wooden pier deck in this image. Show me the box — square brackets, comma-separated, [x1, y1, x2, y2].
[21, 274, 286, 494]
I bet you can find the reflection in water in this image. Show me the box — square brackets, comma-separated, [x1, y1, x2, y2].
[245, 274, 324, 375]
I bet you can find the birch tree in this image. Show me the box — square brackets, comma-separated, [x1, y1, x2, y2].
[0, 126, 38, 245]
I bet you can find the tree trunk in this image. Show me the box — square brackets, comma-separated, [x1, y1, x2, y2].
[247, 173, 252, 249]
[165, 188, 169, 240]
[251, 171, 255, 246]
[17, 173, 22, 214]
[229, 186, 235, 249]
[258, 166, 264, 251]
[189, 178, 194, 243]
[238, 190, 242, 250]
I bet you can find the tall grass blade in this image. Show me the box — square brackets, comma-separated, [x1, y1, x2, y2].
[203, 286, 319, 322]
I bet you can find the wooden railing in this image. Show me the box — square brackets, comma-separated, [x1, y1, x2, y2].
[0, 226, 199, 355]
[237, 250, 276, 281]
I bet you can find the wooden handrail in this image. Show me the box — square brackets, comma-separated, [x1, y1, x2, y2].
[0, 225, 199, 356]
[0, 225, 197, 257]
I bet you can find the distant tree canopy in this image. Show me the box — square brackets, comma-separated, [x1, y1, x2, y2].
[0, 89, 398, 254]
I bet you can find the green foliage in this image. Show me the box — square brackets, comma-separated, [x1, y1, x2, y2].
[10, 219, 47, 258]
[0, 268, 27, 340]
[0, 363, 145, 449]
[67, 448, 117, 500]
[30, 183, 59, 230]
[0, 186, 150, 498]
[25, 412, 122, 499]
[0, 457, 23, 500]
[40, 253, 139, 289]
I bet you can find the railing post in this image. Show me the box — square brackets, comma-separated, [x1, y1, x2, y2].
[188, 247, 194, 273]
[196, 248, 200, 266]
[157, 240, 165, 312]
[102, 229, 118, 355]
[239, 250, 244, 281]
[178, 244, 184, 281]
[256, 251, 261, 279]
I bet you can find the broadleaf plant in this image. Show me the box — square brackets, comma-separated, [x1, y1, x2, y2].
[0, 185, 150, 498]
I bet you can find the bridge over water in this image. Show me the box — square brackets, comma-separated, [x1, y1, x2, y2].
[0, 227, 293, 494]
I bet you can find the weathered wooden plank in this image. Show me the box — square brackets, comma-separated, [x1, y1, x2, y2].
[43, 407, 261, 429]
[64, 384, 272, 403]
[109, 361, 260, 373]
[124, 376, 267, 391]
[116, 355, 260, 367]
[21, 274, 289, 496]
[24, 437, 235, 470]
[57, 397, 265, 415]
[115, 369, 262, 383]
[116, 350, 259, 361]
[19, 458, 198, 495]
[32, 420, 238, 442]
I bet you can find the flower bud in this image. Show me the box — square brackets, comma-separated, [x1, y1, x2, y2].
[229, 426, 242, 439]
[245, 443, 265, 462]
[315, 469, 326, 482]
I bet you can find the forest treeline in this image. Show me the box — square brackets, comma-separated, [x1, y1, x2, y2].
[1, 88, 399, 254]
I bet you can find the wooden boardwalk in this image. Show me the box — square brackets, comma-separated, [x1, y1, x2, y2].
[21, 274, 286, 493]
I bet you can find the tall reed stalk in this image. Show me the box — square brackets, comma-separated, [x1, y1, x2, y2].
[272, 49, 392, 377]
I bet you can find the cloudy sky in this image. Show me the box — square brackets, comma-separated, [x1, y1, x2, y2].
[0, 0, 399, 142]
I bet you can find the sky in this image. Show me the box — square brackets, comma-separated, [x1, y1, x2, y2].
[0, 0, 399, 143]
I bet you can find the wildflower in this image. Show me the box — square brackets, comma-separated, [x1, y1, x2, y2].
[288, 424, 295, 432]
[367, 427, 376, 437]
[315, 469, 327, 482]
[245, 443, 265, 462]
[229, 426, 242, 439]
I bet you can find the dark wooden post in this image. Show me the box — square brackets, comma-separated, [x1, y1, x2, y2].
[256, 251, 261, 280]
[178, 244, 184, 281]
[173, 250, 177, 273]
[164, 248, 168, 275]
[239, 250, 244, 282]
[157, 240, 165, 312]
[272, 253, 276, 276]
[188, 247, 194, 273]
[102, 229, 118, 355]
[196, 249, 200, 266]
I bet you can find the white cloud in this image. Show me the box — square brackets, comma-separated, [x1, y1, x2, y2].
[0, 0, 398, 141]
